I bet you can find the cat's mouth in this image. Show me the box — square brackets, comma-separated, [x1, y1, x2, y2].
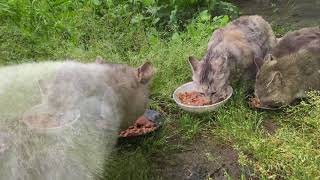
[249, 97, 282, 110]
[260, 103, 283, 110]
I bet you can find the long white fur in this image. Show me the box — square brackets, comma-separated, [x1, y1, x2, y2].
[0, 61, 146, 180]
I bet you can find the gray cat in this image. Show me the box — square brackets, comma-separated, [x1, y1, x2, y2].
[271, 27, 320, 58]
[188, 15, 276, 99]
[36, 58, 154, 131]
[0, 58, 154, 180]
[254, 27, 320, 107]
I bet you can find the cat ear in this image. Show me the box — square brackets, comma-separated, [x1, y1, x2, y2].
[215, 72, 225, 80]
[254, 56, 264, 72]
[38, 79, 48, 95]
[265, 54, 276, 62]
[267, 71, 283, 88]
[95, 56, 105, 64]
[137, 61, 154, 84]
[273, 71, 283, 84]
[188, 56, 200, 73]
[222, 56, 229, 67]
[265, 54, 278, 67]
[276, 37, 283, 43]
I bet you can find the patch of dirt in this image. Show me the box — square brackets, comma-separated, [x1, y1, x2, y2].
[153, 136, 254, 180]
[262, 120, 279, 135]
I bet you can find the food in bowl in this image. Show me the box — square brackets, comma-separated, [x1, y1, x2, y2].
[22, 105, 80, 130]
[173, 82, 233, 113]
[249, 97, 261, 108]
[177, 91, 212, 106]
[23, 113, 61, 128]
[119, 115, 158, 137]
[177, 91, 226, 106]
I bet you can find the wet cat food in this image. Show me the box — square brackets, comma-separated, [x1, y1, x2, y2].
[23, 113, 60, 128]
[249, 97, 261, 108]
[177, 91, 212, 106]
[119, 116, 157, 137]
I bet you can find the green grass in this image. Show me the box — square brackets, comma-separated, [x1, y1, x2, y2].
[1, 1, 320, 179]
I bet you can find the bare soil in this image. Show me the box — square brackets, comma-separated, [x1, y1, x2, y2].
[153, 136, 249, 180]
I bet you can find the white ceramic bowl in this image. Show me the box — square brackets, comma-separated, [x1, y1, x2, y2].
[22, 104, 80, 134]
[173, 82, 233, 113]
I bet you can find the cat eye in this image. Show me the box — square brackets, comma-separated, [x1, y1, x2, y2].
[202, 85, 209, 90]
[207, 90, 216, 96]
[215, 73, 224, 80]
